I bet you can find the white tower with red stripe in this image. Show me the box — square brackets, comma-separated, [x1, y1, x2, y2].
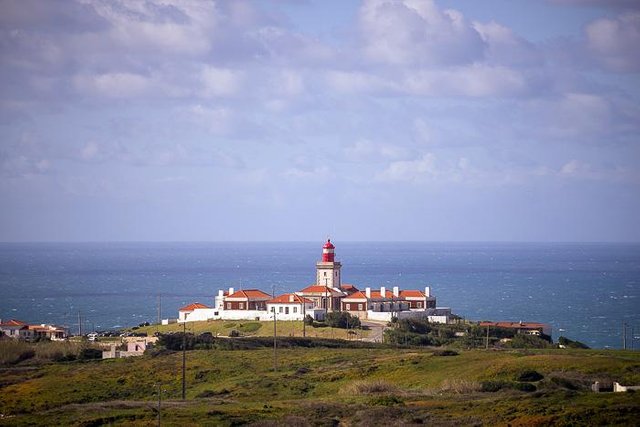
[316, 239, 342, 289]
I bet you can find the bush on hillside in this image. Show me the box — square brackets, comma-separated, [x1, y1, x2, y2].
[505, 334, 553, 349]
[558, 336, 590, 349]
[325, 312, 361, 329]
[516, 369, 544, 382]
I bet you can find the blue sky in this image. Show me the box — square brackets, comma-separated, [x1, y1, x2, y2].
[1, 0, 639, 242]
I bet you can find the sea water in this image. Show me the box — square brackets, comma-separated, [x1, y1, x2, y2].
[0, 242, 638, 349]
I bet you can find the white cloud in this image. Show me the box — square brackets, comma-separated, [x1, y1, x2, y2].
[358, 0, 484, 66]
[74, 72, 152, 98]
[585, 12, 640, 72]
[376, 153, 437, 183]
[188, 105, 234, 135]
[473, 21, 542, 67]
[344, 139, 410, 162]
[404, 64, 527, 97]
[200, 66, 243, 97]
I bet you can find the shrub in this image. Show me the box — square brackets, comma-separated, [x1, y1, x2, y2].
[513, 382, 537, 392]
[341, 380, 400, 395]
[368, 395, 404, 406]
[480, 381, 509, 392]
[325, 312, 361, 329]
[506, 334, 552, 349]
[228, 330, 240, 338]
[558, 336, 590, 349]
[78, 348, 103, 360]
[550, 376, 581, 390]
[237, 322, 261, 333]
[516, 370, 544, 382]
[432, 349, 459, 357]
[440, 378, 481, 394]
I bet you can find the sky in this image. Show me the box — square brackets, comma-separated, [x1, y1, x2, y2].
[1, 0, 639, 242]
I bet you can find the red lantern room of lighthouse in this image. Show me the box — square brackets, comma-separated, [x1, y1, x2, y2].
[317, 239, 341, 289]
[322, 239, 335, 262]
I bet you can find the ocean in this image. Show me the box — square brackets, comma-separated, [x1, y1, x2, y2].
[0, 242, 638, 349]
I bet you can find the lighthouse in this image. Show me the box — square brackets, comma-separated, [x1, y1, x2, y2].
[316, 239, 342, 289]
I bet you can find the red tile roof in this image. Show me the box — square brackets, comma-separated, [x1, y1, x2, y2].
[178, 302, 210, 311]
[267, 293, 312, 304]
[343, 289, 399, 300]
[0, 319, 27, 326]
[341, 284, 359, 293]
[371, 290, 395, 299]
[400, 290, 425, 298]
[299, 284, 332, 293]
[343, 291, 367, 300]
[227, 289, 272, 300]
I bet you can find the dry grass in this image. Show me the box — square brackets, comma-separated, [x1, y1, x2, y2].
[340, 379, 401, 396]
[0, 339, 101, 365]
[438, 378, 481, 394]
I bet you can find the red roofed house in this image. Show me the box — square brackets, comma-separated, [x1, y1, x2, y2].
[178, 302, 211, 322]
[400, 287, 437, 310]
[28, 324, 68, 341]
[224, 289, 271, 311]
[0, 319, 30, 339]
[297, 284, 346, 312]
[342, 286, 410, 319]
[267, 293, 315, 321]
[0, 319, 68, 341]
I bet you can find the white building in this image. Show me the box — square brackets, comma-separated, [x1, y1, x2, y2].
[267, 293, 316, 321]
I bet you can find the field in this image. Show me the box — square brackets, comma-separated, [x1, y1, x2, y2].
[1, 338, 639, 426]
[130, 319, 370, 341]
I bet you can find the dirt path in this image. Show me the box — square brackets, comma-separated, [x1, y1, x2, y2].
[360, 320, 387, 343]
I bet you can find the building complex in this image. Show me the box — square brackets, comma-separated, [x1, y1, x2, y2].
[177, 240, 452, 324]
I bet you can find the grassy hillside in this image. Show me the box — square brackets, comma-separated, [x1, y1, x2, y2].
[130, 319, 369, 341]
[1, 340, 639, 426]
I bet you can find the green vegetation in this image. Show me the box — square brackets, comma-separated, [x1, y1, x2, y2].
[0, 340, 102, 365]
[130, 318, 367, 340]
[1, 337, 639, 426]
[559, 336, 591, 349]
[384, 318, 556, 349]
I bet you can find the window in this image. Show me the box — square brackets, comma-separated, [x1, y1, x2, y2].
[346, 303, 351, 310]
[227, 303, 231, 309]
[324, 272, 327, 276]
[271, 307, 275, 313]
[293, 307, 297, 313]
[279, 307, 283, 313]
[417, 302, 422, 308]
[358, 304, 363, 311]
[285, 307, 289, 314]
[239, 302, 244, 309]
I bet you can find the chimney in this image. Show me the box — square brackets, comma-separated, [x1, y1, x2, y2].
[229, 287, 234, 295]
[425, 286, 431, 297]
[218, 290, 224, 297]
[289, 294, 295, 302]
[393, 286, 399, 297]
[365, 287, 371, 298]
[380, 286, 386, 298]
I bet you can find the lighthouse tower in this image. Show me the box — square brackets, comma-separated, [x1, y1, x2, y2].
[316, 239, 342, 289]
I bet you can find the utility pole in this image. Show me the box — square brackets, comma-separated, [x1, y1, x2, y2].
[486, 325, 490, 350]
[77, 311, 82, 337]
[302, 296, 306, 338]
[157, 383, 162, 427]
[182, 322, 186, 400]
[623, 321, 627, 350]
[273, 311, 278, 372]
[324, 278, 329, 315]
[157, 294, 161, 334]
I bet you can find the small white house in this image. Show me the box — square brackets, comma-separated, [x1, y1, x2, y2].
[267, 293, 315, 321]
